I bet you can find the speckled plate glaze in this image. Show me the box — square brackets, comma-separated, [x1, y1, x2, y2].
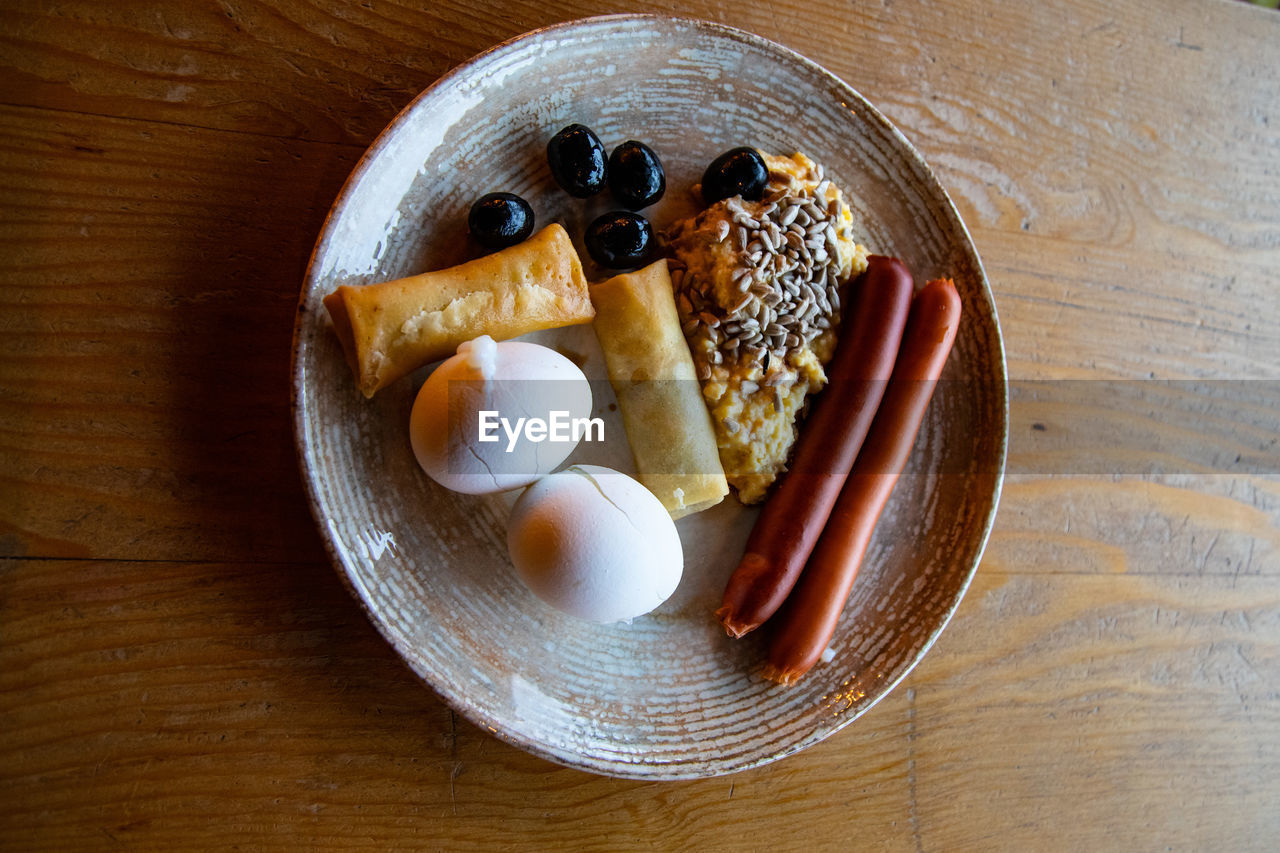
[292, 15, 1007, 779]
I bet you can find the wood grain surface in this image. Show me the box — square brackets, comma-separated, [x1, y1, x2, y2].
[2, 0, 1278, 849]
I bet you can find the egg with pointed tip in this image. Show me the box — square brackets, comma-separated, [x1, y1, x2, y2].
[409, 335, 593, 495]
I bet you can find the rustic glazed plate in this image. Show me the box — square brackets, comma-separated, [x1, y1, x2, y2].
[292, 15, 1006, 779]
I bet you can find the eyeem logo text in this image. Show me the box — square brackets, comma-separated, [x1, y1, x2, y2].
[478, 410, 604, 453]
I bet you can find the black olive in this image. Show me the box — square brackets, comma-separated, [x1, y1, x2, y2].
[547, 124, 608, 198]
[607, 140, 666, 209]
[584, 211, 653, 269]
[467, 192, 534, 249]
[701, 146, 768, 205]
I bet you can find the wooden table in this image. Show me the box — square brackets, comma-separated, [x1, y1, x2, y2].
[3, 0, 1277, 848]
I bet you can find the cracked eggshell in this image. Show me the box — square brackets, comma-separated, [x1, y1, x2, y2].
[409, 335, 592, 495]
[507, 465, 684, 623]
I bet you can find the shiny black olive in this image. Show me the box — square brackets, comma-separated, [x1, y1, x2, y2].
[584, 211, 653, 269]
[467, 192, 534, 249]
[547, 124, 608, 198]
[701, 146, 768, 205]
[607, 140, 666, 209]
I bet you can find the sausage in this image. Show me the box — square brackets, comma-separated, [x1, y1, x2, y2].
[716, 256, 914, 638]
[762, 277, 962, 684]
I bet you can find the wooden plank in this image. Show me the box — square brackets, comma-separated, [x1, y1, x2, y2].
[0, 104, 357, 562]
[908, 570, 1280, 850]
[5, 561, 1277, 848]
[0, 558, 916, 849]
[985, 475, 1280, 578]
[980, 230, 1280, 379]
[0, 0, 507, 145]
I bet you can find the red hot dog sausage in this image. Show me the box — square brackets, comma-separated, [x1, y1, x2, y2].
[763, 277, 962, 684]
[717, 256, 914, 638]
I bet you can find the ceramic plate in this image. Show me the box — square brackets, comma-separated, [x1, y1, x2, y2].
[292, 15, 1007, 779]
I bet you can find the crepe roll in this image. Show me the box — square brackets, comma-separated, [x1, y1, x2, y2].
[323, 224, 594, 397]
[590, 260, 729, 518]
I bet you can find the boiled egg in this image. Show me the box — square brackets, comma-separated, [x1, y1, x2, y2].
[409, 335, 594, 494]
[507, 464, 683, 623]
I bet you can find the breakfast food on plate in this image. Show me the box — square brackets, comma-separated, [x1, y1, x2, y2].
[663, 151, 870, 504]
[607, 140, 666, 210]
[547, 123, 608, 198]
[325, 122, 958, 653]
[700, 146, 769, 205]
[717, 255, 913, 637]
[585, 210, 654, 269]
[507, 465, 684, 623]
[763, 277, 961, 683]
[323, 223, 593, 397]
[589, 259, 729, 518]
[546, 123, 662, 269]
[468, 191, 535, 249]
[408, 335, 594, 495]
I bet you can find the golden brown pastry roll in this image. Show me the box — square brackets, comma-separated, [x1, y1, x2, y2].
[590, 260, 729, 518]
[323, 224, 594, 397]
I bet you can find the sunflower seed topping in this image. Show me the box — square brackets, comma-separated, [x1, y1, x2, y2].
[667, 164, 854, 377]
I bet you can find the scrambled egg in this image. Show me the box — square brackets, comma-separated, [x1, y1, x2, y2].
[665, 152, 869, 504]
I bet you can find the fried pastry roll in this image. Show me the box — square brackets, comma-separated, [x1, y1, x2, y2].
[323, 224, 594, 397]
[590, 260, 729, 518]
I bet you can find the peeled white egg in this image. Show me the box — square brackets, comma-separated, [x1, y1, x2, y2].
[507, 464, 684, 623]
[410, 335, 594, 495]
